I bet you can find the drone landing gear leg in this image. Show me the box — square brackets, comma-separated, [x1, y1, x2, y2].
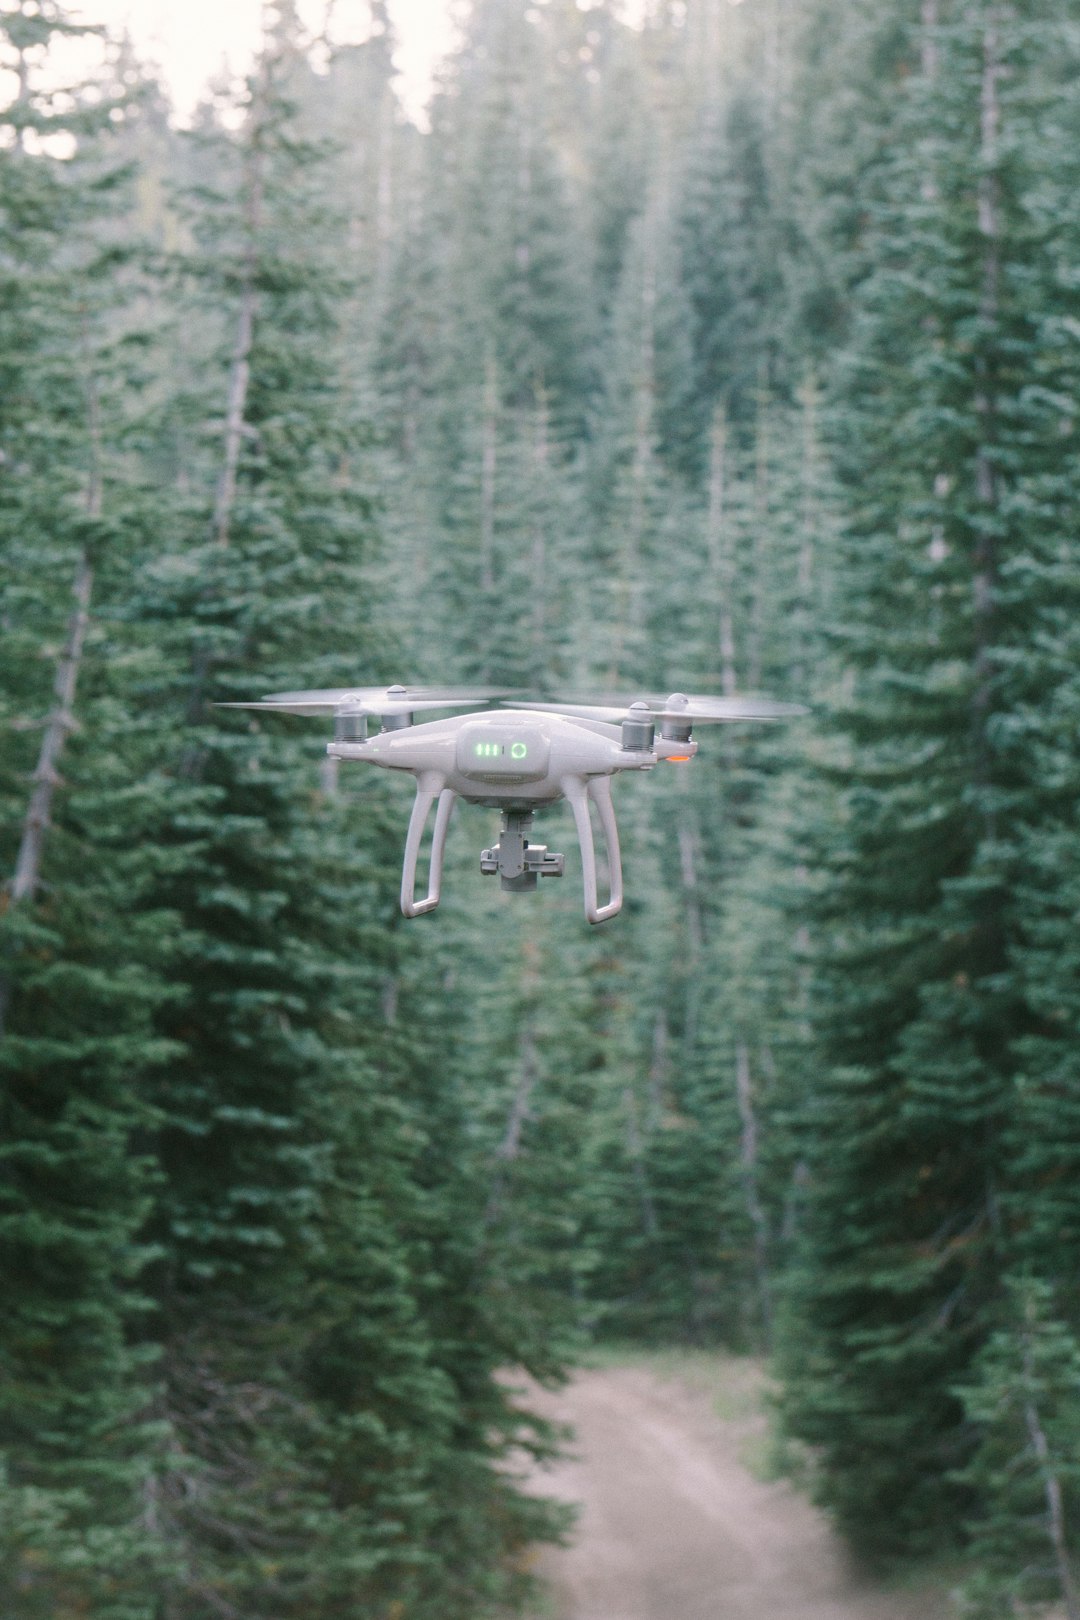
[564, 775, 623, 924]
[400, 776, 455, 917]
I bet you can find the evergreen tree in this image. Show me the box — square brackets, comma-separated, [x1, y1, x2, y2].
[675, 90, 786, 470]
[954, 1278, 1080, 1619]
[779, 0, 1080, 1565]
[0, 8, 174, 1612]
[127, 13, 573, 1610]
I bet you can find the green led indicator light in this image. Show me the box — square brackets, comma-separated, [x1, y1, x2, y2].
[511, 742, 528, 759]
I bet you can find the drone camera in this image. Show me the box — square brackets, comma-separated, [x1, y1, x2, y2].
[480, 844, 565, 891]
[480, 807, 565, 892]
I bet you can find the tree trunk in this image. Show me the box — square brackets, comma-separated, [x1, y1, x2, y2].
[735, 1040, 773, 1347]
[647, 1007, 669, 1131]
[484, 941, 542, 1229]
[9, 555, 94, 909]
[1, 350, 104, 1036]
[972, 6, 1001, 837]
[793, 373, 819, 687]
[623, 1083, 659, 1242]
[1021, 1329, 1080, 1620]
[706, 405, 738, 697]
[609, 187, 660, 686]
[480, 347, 498, 594]
[530, 385, 549, 669]
[749, 365, 770, 693]
[212, 110, 265, 548]
[184, 89, 268, 757]
[483, 1028, 540, 1230]
[676, 769, 704, 960]
[920, 0, 939, 87]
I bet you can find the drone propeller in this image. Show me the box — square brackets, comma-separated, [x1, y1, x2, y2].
[510, 693, 809, 725]
[219, 683, 514, 717]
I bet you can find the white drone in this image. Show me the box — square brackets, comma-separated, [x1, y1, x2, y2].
[222, 684, 805, 923]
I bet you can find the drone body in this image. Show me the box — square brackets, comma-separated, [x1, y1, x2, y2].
[221, 684, 804, 923]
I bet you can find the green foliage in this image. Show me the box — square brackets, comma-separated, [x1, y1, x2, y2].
[954, 1277, 1080, 1619]
[0, 9, 175, 1611]
[778, 0, 1080, 1574]
[4, 0, 1080, 1610]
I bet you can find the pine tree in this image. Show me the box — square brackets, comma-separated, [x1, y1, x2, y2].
[779, 0, 1080, 1564]
[122, 13, 577, 1611]
[372, 0, 599, 685]
[0, 8, 180, 1613]
[675, 89, 786, 471]
[954, 1278, 1080, 1620]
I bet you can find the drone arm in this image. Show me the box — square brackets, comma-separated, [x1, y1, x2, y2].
[401, 775, 454, 917]
[564, 774, 623, 924]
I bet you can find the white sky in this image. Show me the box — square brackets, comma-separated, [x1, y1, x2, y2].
[67, 0, 461, 125]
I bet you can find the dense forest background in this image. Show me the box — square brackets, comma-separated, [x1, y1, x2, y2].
[3, 0, 1080, 1615]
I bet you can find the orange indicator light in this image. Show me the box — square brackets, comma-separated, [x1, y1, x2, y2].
[665, 754, 693, 764]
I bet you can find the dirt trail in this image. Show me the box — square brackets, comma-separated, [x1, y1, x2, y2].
[519, 1359, 953, 1620]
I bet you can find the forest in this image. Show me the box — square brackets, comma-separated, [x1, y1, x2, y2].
[2, 0, 1080, 1615]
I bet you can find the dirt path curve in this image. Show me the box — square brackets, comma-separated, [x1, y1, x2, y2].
[519, 1359, 953, 1620]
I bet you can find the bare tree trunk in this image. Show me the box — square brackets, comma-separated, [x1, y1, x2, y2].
[749, 365, 770, 693]
[499, 1030, 539, 1164]
[530, 385, 549, 669]
[483, 1029, 540, 1230]
[182, 83, 269, 760]
[630, 199, 656, 553]
[609, 191, 659, 686]
[676, 768, 704, 957]
[317, 754, 341, 798]
[647, 1007, 669, 1131]
[484, 941, 542, 1229]
[920, 0, 939, 84]
[780, 1158, 810, 1246]
[706, 405, 738, 697]
[793, 372, 819, 686]
[763, 0, 782, 123]
[1021, 1328, 1080, 1620]
[735, 1040, 773, 1347]
[212, 288, 255, 547]
[9, 556, 94, 909]
[624, 1084, 659, 1242]
[211, 107, 265, 548]
[515, 110, 532, 276]
[380, 973, 399, 1026]
[375, 89, 394, 289]
[698, 0, 724, 108]
[480, 348, 498, 594]
[1, 349, 104, 1036]
[972, 8, 1001, 844]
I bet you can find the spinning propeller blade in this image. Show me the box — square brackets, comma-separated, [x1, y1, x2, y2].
[219, 684, 515, 717]
[510, 692, 809, 724]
